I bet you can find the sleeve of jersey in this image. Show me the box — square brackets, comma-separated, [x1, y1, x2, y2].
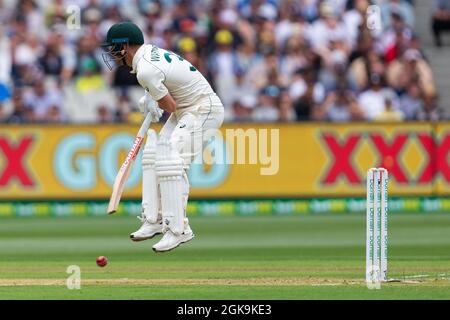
[136, 64, 169, 101]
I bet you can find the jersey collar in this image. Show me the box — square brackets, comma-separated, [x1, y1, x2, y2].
[131, 44, 146, 74]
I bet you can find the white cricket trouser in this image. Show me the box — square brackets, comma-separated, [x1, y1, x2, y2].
[159, 93, 224, 168]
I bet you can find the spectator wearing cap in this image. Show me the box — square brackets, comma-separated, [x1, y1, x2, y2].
[386, 48, 436, 97]
[358, 73, 400, 120]
[431, 0, 450, 46]
[178, 36, 203, 72]
[252, 85, 280, 122]
[207, 7, 243, 54]
[208, 29, 242, 112]
[232, 94, 256, 122]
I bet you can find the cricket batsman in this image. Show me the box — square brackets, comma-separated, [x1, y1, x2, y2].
[101, 22, 224, 252]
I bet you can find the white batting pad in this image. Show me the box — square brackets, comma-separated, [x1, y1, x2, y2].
[141, 129, 160, 223]
[155, 137, 189, 235]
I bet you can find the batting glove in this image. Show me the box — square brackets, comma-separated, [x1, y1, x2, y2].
[138, 92, 164, 122]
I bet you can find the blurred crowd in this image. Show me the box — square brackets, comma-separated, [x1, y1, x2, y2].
[0, 0, 447, 124]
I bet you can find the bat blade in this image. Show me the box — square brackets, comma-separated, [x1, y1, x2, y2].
[107, 163, 133, 214]
[107, 113, 152, 214]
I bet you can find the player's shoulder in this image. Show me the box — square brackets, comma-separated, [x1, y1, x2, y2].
[139, 44, 170, 65]
[136, 45, 166, 75]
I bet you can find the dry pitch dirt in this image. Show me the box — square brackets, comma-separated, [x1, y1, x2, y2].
[0, 277, 447, 287]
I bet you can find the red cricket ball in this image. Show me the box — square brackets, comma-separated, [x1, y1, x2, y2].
[96, 255, 108, 267]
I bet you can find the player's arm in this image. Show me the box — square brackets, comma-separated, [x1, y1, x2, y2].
[156, 93, 177, 113]
[137, 63, 176, 113]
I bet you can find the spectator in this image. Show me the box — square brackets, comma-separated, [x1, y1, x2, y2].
[252, 85, 280, 122]
[97, 104, 113, 123]
[0, 102, 5, 122]
[374, 95, 405, 122]
[232, 95, 256, 122]
[290, 67, 325, 121]
[5, 89, 35, 123]
[23, 79, 63, 122]
[348, 42, 381, 92]
[431, 0, 450, 46]
[245, 49, 279, 95]
[358, 73, 400, 120]
[380, 0, 415, 29]
[386, 48, 436, 97]
[0, 81, 10, 121]
[313, 89, 365, 122]
[381, 11, 413, 63]
[399, 81, 424, 120]
[278, 89, 296, 122]
[0, 26, 11, 86]
[208, 29, 241, 110]
[18, 0, 45, 37]
[0, 82, 11, 106]
[0, 0, 441, 123]
[38, 31, 65, 77]
[308, 1, 351, 53]
[45, 105, 63, 123]
[417, 94, 446, 121]
[14, 33, 42, 69]
[343, 0, 371, 46]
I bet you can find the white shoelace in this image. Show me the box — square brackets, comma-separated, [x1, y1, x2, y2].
[137, 213, 146, 223]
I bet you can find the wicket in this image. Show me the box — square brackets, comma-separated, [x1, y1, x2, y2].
[366, 168, 388, 285]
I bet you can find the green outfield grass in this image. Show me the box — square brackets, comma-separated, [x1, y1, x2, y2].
[0, 213, 449, 299]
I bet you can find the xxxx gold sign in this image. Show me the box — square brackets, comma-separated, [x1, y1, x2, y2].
[0, 122, 449, 199]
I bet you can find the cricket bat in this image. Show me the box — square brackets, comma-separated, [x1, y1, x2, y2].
[107, 112, 153, 214]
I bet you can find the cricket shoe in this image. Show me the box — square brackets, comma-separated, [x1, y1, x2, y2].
[130, 214, 163, 241]
[152, 225, 194, 252]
